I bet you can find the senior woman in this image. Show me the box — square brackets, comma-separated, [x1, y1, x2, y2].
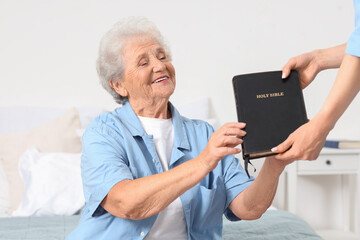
[67, 17, 293, 240]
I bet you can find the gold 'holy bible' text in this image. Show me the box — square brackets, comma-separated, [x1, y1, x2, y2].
[256, 92, 284, 99]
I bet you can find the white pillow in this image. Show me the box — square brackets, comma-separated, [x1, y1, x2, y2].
[177, 97, 210, 120]
[267, 205, 278, 211]
[12, 148, 84, 217]
[177, 97, 218, 128]
[0, 107, 82, 215]
[0, 162, 11, 217]
[77, 107, 106, 129]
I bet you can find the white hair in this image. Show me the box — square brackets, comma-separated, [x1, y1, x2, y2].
[96, 17, 172, 104]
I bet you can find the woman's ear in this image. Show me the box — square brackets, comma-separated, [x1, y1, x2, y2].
[110, 79, 128, 97]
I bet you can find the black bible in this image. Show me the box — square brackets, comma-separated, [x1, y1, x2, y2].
[232, 70, 307, 177]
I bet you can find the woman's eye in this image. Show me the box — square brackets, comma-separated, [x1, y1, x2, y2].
[158, 52, 167, 60]
[139, 61, 148, 66]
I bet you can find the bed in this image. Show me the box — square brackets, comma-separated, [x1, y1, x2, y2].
[0, 103, 323, 240]
[0, 209, 322, 240]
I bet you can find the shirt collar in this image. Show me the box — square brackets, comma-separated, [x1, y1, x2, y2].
[118, 101, 190, 151]
[169, 102, 190, 151]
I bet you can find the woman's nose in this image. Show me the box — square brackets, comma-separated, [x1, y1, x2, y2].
[153, 59, 166, 72]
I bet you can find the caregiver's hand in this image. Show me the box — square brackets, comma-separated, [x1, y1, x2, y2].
[282, 50, 322, 89]
[282, 44, 346, 89]
[271, 116, 329, 161]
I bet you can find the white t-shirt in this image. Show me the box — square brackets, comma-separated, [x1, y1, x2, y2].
[138, 116, 188, 240]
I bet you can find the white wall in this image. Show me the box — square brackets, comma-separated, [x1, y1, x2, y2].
[1, 0, 358, 139]
[1, 0, 359, 230]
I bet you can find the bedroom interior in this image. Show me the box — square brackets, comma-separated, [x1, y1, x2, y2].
[1, 0, 359, 239]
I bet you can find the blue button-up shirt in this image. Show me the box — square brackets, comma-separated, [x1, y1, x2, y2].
[346, 0, 360, 57]
[66, 101, 254, 240]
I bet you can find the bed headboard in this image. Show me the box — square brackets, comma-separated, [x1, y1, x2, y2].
[0, 106, 105, 134]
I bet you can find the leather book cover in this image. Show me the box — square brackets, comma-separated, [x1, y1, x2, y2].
[233, 70, 308, 160]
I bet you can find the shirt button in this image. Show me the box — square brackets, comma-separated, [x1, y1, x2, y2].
[140, 231, 145, 236]
[152, 159, 155, 163]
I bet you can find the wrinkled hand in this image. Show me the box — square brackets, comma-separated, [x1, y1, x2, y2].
[266, 155, 294, 172]
[271, 118, 330, 161]
[282, 50, 321, 89]
[199, 122, 246, 171]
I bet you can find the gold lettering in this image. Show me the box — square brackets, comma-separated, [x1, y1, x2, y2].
[257, 92, 284, 99]
[256, 94, 268, 98]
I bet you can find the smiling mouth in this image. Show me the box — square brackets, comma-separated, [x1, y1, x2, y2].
[153, 76, 168, 84]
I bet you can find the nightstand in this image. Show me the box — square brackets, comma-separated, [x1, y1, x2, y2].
[285, 148, 360, 237]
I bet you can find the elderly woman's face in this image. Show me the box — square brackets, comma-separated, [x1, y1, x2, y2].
[114, 35, 176, 105]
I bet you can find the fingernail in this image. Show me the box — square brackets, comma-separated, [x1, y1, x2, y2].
[281, 73, 286, 79]
[271, 147, 277, 152]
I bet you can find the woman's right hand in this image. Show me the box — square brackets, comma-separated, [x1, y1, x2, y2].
[198, 122, 246, 172]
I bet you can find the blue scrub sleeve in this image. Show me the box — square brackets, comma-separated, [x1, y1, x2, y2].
[346, 27, 360, 57]
[81, 126, 134, 218]
[346, 0, 360, 57]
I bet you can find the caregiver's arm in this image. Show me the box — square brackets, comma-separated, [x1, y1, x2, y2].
[101, 122, 246, 220]
[273, 54, 360, 161]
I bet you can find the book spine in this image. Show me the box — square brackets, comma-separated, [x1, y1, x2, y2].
[293, 70, 308, 124]
[233, 78, 248, 158]
[324, 140, 340, 148]
[232, 78, 241, 122]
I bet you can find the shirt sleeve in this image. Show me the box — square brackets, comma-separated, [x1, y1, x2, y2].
[202, 122, 254, 221]
[346, 0, 360, 57]
[81, 123, 133, 218]
[222, 155, 254, 221]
